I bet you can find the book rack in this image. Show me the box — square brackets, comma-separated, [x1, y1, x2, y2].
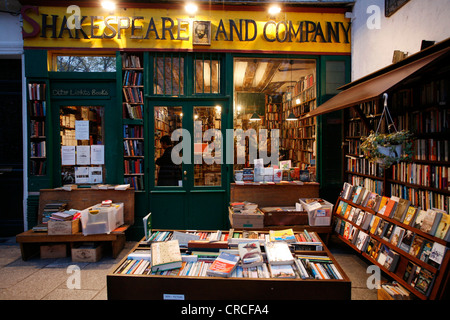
[122, 53, 145, 191]
[332, 195, 450, 300]
[28, 82, 48, 177]
[107, 229, 351, 300]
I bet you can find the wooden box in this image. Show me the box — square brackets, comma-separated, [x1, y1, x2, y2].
[48, 218, 80, 235]
[40, 243, 67, 259]
[261, 207, 308, 226]
[71, 243, 103, 262]
[228, 207, 264, 229]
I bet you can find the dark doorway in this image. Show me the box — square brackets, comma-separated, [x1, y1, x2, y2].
[0, 58, 24, 236]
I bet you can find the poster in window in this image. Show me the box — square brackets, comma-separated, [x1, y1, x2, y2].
[75, 166, 90, 184]
[91, 145, 104, 165]
[76, 145, 90, 165]
[193, 21, 211, 45]
[61, 146, 76, 166]
[75, 120, 89, 140]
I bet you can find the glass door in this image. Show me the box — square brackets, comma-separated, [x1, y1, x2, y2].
[150, 101, 228, 229]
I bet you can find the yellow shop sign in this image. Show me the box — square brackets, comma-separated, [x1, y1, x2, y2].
[22, 5, 351, 54]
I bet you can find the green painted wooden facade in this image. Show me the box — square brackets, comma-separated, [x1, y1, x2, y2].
[25, 49, 350, 240]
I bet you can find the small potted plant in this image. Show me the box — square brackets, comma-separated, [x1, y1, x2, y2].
[360, 129, 414, 168]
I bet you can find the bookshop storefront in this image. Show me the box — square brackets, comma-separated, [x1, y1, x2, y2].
[22, 3, 351, 238]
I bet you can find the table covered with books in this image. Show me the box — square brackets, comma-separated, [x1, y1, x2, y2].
[107, 228, 351, 300]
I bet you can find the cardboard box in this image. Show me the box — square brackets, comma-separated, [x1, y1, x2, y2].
[71, 243, 103, 262]
[228, 207, 264, 229]
[299, 198, 333, 226]
[40, 244, 67, 259]
[48, 218, 80, 235]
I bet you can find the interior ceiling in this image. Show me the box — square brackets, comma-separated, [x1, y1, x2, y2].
[234, 58, 316, 94]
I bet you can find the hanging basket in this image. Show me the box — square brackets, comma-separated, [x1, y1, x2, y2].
[360, 94, 414, 169]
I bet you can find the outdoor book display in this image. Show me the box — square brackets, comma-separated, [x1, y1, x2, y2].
[107, 228, 351, 300]
[16, 188, 134, 260]
[333, 182, 450, 300]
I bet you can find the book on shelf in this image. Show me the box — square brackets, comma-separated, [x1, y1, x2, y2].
[398, 229, 415, 253]
[390, 226, 405, 247]
[413, 268, 435, 296]
[264, 241, 294, 265]
[206, 251, 240, 278]
[428, 242, 447, 269]
[377, 244, 400, 272]
[295, 255, 343, 280]
[382, 222, 396, 242]
[420, 209, 442, 235]
[142, 212, 152, 241]
[412, 209, 428, 230]
[376, 196, 390, 214]
[366, 237, 382, 260]
[434, 210, 450, 241]
[392, 198, 411, 223]
[403, 206, 418, 226]
[151, 240, 182, 272]
[238, 241, 264, 267]
[409, 235, 426, 258]
[383, 196, 399, 218]
[355, 231, 369, 251]
[340, 182, 353, 200]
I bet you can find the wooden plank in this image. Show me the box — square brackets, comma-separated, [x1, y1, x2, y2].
[230, 183, 319, 207]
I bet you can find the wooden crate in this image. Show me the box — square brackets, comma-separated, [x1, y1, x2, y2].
[228, 207, 264, 229]
[40, 243, 67, 259]
[261, 207, 308, 226]
[71, 243, 103, 262]
[48, 218, 80, 235]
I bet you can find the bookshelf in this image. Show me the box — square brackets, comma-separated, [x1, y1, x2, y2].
[337, 52, 450, 300]
[281, 72, 317, 170]
[107, 229, 351, 300]
[28, 82, 47, 176]
[122, 53, 145, 191]
[333, 188, 450, 300]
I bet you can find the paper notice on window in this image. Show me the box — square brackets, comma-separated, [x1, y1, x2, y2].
[61, 146, 76, 166]
[89, 166, 103, 184]
[75, 120, 89, 140]
[75, 166, 90, 184]
[76, 145, 90, 165]
[91, 145, 104, 165]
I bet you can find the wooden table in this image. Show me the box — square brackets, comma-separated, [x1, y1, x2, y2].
[16, 188, 134, 260]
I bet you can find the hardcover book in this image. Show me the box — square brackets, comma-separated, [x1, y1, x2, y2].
[434, 211, 450, 241]
[151, 240, 182, 272]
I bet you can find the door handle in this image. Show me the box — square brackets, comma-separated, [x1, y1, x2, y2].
[184, 171, 187, 175]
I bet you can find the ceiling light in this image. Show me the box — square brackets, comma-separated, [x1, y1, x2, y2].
[185, 3, 198, 17]
[101, 1, 116, 11]
[286, 112, 297, 121]
[250, 112, 261, 121]
[268, 5, 281, 16]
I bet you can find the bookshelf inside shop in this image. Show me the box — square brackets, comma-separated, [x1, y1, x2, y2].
[281, 73, 317, 170]
[107, 229, 351, 300]
[28, 82, 47, 177]
[122, 53, 145, 191]
[337, 60, 450, 299]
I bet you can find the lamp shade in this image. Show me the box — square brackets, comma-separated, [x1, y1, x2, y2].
[250, 112, 261, 121]
[286, 112, 297, 121]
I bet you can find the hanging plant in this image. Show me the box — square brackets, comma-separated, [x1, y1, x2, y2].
[360, 93, 414, 169]
[360, 130, 414, 168]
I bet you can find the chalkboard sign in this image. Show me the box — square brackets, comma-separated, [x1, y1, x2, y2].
[385, 0, 410, 17]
